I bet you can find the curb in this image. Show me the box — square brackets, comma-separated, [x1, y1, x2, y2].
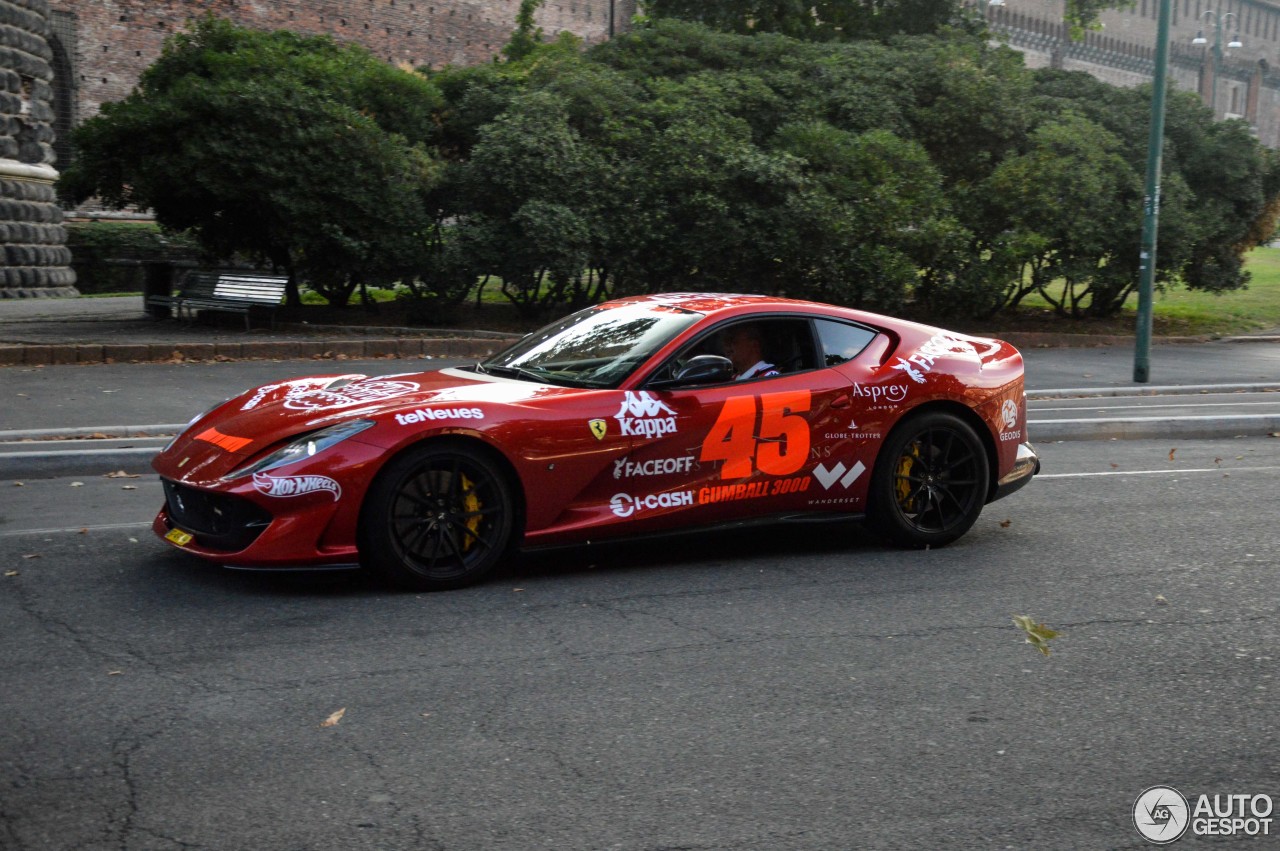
[0, 333, 520, 367]
[1028, 413, 1280, 442]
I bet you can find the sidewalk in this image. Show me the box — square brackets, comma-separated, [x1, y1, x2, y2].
[0, 294, 520, 366]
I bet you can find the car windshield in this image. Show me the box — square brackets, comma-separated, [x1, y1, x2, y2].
[480, 304, 703, 388]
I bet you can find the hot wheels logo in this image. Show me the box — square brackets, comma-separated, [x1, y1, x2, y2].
[284, 379, 419, 411]
[252, 473, 342, 501]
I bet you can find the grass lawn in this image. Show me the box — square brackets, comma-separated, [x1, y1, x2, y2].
[981, 247, 1280, 338]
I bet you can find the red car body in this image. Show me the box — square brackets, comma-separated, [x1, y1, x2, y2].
[152, 294, 1039, 589]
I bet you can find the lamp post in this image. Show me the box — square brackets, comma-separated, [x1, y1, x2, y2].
[1134, 0, 1173, 383]
[1192, 7, 1243, 115]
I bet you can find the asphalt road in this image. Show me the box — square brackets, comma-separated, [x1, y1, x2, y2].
[2, 437, 1277, 849]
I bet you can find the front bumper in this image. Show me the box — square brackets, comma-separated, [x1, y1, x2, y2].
[991, 441, 1040, 502]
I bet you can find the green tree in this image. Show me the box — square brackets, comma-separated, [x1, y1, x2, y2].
[59, 17, 444, 306]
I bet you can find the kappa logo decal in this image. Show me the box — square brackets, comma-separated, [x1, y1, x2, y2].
[812, 460, 866, 490]
[252, 472, 342, 501]
[615, 391, 677, 438]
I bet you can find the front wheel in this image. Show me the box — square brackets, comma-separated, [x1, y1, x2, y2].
[360, 442, 517, 591]
[869, 411, 990, 548]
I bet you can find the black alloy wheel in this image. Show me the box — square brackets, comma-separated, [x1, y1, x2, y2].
[869, 411, 990, 548]
[361, 442, 517, 591]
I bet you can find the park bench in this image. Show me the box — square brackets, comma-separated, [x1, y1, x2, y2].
[147, 270, 289, 330]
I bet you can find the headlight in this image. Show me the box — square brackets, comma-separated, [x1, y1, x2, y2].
[221, 419, 375, 482]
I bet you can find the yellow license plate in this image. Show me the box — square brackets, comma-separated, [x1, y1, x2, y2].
[165, 528, 195, 547]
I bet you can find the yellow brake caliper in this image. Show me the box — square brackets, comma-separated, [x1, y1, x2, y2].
[460, 473, 482, 551]
[895, 444, 920, 511]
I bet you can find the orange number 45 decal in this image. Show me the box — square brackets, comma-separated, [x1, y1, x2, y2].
[699, 390, 811, 480]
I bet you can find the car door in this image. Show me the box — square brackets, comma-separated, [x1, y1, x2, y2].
[606, 316, 861, 531]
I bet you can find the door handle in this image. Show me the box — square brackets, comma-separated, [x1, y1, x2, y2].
[831, 395, 851, 409]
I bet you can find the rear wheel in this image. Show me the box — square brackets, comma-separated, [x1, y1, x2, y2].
[869, 411, 989, 548]
[360, 443, 517, 591]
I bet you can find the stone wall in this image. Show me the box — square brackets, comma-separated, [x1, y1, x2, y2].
[49, 0, 637, 126]
[1, 0, 75, 297]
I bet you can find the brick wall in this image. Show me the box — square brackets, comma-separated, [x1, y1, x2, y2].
[51, 0, 636, 124]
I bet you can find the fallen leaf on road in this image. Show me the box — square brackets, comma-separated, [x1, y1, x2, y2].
[79, 528, 87, 534]
[104, 470, 140, 479]
[1168, 448, 1176, 461]
[22, 554, 40, 559]
[999, 519, 1012, 528]
[1110, 463, 1119, 470]
[1156, 594, 1169, 605]
[1214, 457, 1223, 465]
[5, 570, 18, 577]
[13, 482, 24, 487]
[1012, 615, 1061, 657]
[121, 485, 137, 490]
[108, 670, 122, 676]
[70, 481, 84, 487]
[320, 708, 347, 728]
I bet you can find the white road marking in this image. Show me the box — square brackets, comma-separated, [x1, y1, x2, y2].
[1038, 465, 1280, 480]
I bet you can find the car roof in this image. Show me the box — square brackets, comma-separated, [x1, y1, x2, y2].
[607, 292, 844, 318]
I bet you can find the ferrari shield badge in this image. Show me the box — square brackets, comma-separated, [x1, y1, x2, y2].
[588, 419, 608, 441]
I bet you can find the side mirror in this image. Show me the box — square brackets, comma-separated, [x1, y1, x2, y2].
[650, 354, 735, 388]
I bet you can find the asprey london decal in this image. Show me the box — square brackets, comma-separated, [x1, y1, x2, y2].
[614, 391, 678, 438]
[252, 473, 342, 501]
[284, 379, 420, 411]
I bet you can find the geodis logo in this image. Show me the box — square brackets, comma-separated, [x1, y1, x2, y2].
[615, 391, 677, 438]
[1134, 786, 1274, 843]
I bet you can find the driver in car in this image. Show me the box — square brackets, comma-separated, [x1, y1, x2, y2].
[723, 324, 779, 380]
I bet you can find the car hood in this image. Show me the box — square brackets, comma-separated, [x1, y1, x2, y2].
[155, 368, 585, 482]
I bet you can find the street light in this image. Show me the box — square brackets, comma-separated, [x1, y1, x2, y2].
[1192, 7, 1243, 114]
[1135, 0, 1173, 383]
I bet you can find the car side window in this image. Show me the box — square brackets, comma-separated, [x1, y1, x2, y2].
[814, 319, 877, 367]
[647, 317, 820, 386]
